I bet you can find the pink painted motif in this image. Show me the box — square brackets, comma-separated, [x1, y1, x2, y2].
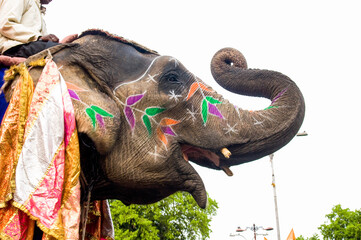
[96, 114, 105, 128]
[161, 126, 176, 136]
[185, 81, 224, 124]
[157, 118, 180, 146]
[208, 102, 224, 119]
[68, 89, 80, 101]
[66, 81, 114, 130]
[126, 94, 144, 105]
[271, 88, 288, 104]
[124, 94, 144, 130]
[124, 106, 135, 130]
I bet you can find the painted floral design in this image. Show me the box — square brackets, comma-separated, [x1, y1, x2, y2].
[124, 93, 144, 131]
[123, 93, 177, 147]
[66, 82, 114, 129]
[156, 118, 180, 146]
[86, 105, 114, 128]
[186, 82, 224, 125]
[142, 107, 166, 135]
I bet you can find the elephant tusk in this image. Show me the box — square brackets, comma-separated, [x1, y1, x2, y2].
[221, 148, 231, 159]
[221, 166, 233, 176]
[182, 152, 189, 161]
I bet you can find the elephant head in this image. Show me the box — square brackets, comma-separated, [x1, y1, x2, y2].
[3, 30, 305, 208]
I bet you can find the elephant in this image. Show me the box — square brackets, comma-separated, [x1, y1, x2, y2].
[3, 29, 305, 209]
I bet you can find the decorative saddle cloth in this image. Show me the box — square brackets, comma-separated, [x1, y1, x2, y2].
[0, 59, 113, 240]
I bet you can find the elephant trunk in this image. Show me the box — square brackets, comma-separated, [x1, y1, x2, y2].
[211, 48, 305, 165]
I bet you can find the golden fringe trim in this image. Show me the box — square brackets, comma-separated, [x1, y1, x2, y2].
[11, 201, 64, 240]
[0, 232, 14, 240]
[0, 193, 13, 208]
[28, 59, 46, 68]
[0, 207, 20, 240]
[3, 64, 25, 82]
[3, 59, 46, 82]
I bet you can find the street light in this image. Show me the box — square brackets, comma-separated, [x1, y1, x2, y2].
[229, 233, 247, 240]
[270, 130, 308, 240]
[270, 153, 280, 240]
[230, 224, 273, 240]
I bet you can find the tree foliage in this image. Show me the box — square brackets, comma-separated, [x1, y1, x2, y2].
[110, 192, 218, 240]
[297, 204, 361, 240]
[319, 204, 361, 239]
[296, 234, 320, 240]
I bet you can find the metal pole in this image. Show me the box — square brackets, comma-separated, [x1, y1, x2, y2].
[253, 224, 256, 240]
[270, 154, 281, 240]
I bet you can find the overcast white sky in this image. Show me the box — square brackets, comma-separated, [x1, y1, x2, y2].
[45, 1, 361, 239]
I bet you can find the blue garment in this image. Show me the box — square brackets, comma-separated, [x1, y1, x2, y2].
[0, 68, 9, 123]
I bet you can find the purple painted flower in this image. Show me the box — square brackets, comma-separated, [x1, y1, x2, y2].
[96, 114, 105, 128]
[124, 106, 135, 130]
[208, 103, 223, 119]
[161, 126, 176, 136]
[68, 89, 80, 100]
[126, 94, 144, 106]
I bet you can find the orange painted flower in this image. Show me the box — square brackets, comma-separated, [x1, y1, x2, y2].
[186, 82, 213, 100]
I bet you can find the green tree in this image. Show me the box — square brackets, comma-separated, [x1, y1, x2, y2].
[296, 234, 320, 240]
[110, 192, 218, 240]
[319, 204, 361, 239]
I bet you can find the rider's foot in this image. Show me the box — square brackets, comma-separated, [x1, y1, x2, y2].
[60, 34, 78, 43]
[0, 55, 26, 66]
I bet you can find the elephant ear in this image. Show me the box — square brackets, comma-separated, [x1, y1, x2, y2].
[67, 31, 158, 90]
[54, 60, 122, 155]
[49, 33, 159, 154]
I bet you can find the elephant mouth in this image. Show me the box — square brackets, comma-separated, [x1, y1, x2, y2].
[180, 144, 233, 176]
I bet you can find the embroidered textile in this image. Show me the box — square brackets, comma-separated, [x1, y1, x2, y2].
[0, 59, 114, 240]
[0, 60, 80, 239]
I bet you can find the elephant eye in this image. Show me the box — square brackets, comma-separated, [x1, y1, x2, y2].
[164, 73, 180, 84]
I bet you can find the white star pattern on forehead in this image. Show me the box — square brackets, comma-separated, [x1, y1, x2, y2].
[253, 117, 264, 126]
[149, 146, 166, 161]
[169, 57, 179, 67]
[223, 123, 239, 135]
[168, 90, 182, 102]
[186, 107, 197, 122]
[146, 73, 159, 83]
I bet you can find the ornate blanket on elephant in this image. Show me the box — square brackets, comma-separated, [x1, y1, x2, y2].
[0, 59, 113, 240]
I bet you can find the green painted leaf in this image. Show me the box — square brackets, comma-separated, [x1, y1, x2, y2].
[145, 107, 166, 116]
[86, 108, 96, 128]
[206, 96, 222, 104]
[142, 115, 152, 136]
[201, 99, 208, 125]
[90, 105, 114, 117]
[264, 105, 279, 110]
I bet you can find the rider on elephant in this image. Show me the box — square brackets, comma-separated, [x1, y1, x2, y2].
[0, 0, 77, 60]
[0, 0, 77, 123]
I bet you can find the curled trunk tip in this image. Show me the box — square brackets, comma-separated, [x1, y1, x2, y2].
[209, 47, 305, 166]
[211, 48, 248, 80]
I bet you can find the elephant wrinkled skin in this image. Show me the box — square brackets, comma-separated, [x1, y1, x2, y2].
[3, 30, 305, 208]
